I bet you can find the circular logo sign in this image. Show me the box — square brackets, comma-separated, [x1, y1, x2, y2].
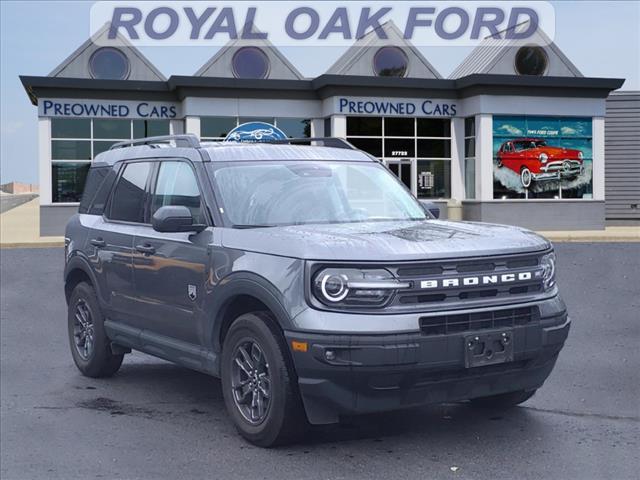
[224, 122, 287, 143]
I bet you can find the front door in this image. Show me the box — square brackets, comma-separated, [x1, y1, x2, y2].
[386, 159, 414, 194]
[132, 160, 211, 346]
[91, 161, 153, 322]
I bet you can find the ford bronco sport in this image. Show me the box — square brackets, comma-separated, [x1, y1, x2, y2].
[64, 134, 569, 446]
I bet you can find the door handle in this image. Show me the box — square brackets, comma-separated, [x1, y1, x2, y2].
[90, 238, 106, 248]
[135, 243, 156, 255]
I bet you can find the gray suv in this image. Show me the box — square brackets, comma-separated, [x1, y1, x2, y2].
[64, 134, 570, 446]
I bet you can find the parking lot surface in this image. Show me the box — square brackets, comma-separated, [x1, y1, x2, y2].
[1, 243, 639, 480]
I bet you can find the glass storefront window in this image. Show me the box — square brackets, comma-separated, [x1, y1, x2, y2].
[347, 117, 382, 136]
[93, 118, 131, 139]
[418, 118, 451, 137]
[417, 160, 451, 198]
[201, 117, 238, 139]
[52, 140, 91, 160]
[50, 118, 171, 203]
[493, 115, 593, 200]
[51, 118, 90, 138]
[384, 117, 414, 136]
[384, 138, 415, 158]
[52, 162, 90, 203]
[349, 138, 383, 157]
[346, 117, 452, 199]
[275, 118, 311, 138]
[417, 139, 450, 158]
[239, 117, 275, 125]
[133, 119, 170, 138]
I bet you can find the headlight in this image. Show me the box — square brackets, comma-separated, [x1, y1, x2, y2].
[540, 252, 556, 290]
[578, 151, 584, 160]
[539, 153, 548, 163]
[312, 268, 410, 308]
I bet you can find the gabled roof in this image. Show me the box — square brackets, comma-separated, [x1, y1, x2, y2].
[325, 21, 441, 79]
[194, 31, 304, 80]
[450, 23, 582, 79]
[49, 23, 166, 81]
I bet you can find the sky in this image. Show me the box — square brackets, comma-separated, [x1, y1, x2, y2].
[1, 0, 639, 184]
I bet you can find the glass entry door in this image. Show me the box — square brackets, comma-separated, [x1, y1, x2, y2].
[385, 159, 414, 194]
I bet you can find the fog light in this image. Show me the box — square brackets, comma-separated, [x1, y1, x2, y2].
[325, 350, 336, 361]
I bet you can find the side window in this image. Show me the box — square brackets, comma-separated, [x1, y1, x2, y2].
[108, 162, 152, 223]
[151, 161, 204, 222]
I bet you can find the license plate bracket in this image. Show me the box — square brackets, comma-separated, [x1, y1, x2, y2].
[464, 330, 513, 368]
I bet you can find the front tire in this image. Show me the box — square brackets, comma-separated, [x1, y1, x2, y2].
[221, 312, 307, 447]
[470, 389, 536, 408]
[520, 167, 532, 188]
[67, 282, 123, 378]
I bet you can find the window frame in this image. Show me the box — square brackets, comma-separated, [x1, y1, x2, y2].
[104, 160, 154, 226]
[147, 158, 211, 227]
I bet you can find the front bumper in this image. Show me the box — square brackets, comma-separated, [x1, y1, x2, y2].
[285, 306, 569, 424]
[534, 160, 583, 181]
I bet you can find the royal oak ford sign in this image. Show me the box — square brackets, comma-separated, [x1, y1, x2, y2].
[39, 99, 181, 119]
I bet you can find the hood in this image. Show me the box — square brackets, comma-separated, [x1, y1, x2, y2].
[542, 146, 582, 157]
[220, 220, 551, 261]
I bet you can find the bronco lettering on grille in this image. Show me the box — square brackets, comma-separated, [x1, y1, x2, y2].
[420, 271, 534, 289]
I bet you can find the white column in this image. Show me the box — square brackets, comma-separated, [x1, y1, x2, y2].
[38, 117, 52, 205]
[476, 114, 494, 201]
[450, 117, 465, 201]
[184, 116, 201, 136]
[170, 119, 185, 135]
[592, 116, 605, 200]
[331, 115, 346, 138]
[310, 118, 324, 137]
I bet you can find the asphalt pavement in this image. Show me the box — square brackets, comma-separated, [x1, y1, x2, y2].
[1, 244, 639, 480]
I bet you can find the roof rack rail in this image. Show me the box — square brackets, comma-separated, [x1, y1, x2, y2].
[109, 134, 201, 150]
[268, 137, 358, 150]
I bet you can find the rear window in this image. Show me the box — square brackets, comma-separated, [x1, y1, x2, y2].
[108, 162, 152, 223]
[78, 166, 117, 215]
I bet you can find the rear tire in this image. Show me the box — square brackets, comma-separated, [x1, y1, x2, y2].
[221, 312, 307, 447]
[67, 282, 123, 378]
[470, 389, 536, 408]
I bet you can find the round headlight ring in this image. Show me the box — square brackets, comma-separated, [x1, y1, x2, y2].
[320, 274, 349, 302]
[541, 252, 556, 289]
[539, 153, 548, 163]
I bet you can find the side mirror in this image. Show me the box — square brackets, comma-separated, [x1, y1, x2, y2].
[152, 206, 206, 233]
[419, 200, 440, 219]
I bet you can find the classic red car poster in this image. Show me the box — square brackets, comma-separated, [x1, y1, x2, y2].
[493, 116, 593, 199]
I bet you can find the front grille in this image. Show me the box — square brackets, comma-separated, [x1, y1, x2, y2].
[419, 306, 538, 336]
[390, 252, 544, 307]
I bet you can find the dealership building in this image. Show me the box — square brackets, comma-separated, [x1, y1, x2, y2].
[20, 22, 638, 235]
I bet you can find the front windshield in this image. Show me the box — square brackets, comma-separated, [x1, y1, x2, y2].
[210, 161, 427, 227]
[513, 140, 546, 151]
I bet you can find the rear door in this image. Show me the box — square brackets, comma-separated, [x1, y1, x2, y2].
[132, 159, 212, 346]
[90, 161, 153, 322]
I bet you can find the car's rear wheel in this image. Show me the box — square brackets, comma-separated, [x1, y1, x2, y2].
[221, 312, 307, 447]
[520, 167, 532, 188]
[68, 282, 124, 377]
[470, 389, 536, 408]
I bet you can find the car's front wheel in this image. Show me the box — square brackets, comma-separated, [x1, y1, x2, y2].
[470, 389, 536, 408]
[221, 312, 307, 447]
[67, 282, 124, 377]
[520, 166, 533, 188]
